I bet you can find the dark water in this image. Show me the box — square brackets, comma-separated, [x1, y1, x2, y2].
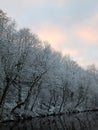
[1, 112, 98, 130]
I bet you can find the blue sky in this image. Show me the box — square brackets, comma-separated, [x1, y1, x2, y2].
[1, 0, 98, 67]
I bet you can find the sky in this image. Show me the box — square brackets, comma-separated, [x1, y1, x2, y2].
[0, 0, 98, 67]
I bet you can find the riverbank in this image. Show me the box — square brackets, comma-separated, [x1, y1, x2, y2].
[1, 108, 98, 123]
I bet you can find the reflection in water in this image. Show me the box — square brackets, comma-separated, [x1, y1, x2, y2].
[1, 112, 98, 130]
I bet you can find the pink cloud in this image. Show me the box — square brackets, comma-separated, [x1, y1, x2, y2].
[76, 27, 98, 43]
[34, 23, 68, 51]
[74, 13, 98, 43]
[34, 23, 82, 66]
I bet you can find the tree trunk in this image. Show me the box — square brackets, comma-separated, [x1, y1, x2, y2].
[0, 77, 10, 115]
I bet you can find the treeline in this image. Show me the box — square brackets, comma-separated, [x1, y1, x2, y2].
[0, 10, 98, 121]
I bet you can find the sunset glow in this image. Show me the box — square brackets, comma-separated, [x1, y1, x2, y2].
[1, 0, 98, 67]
